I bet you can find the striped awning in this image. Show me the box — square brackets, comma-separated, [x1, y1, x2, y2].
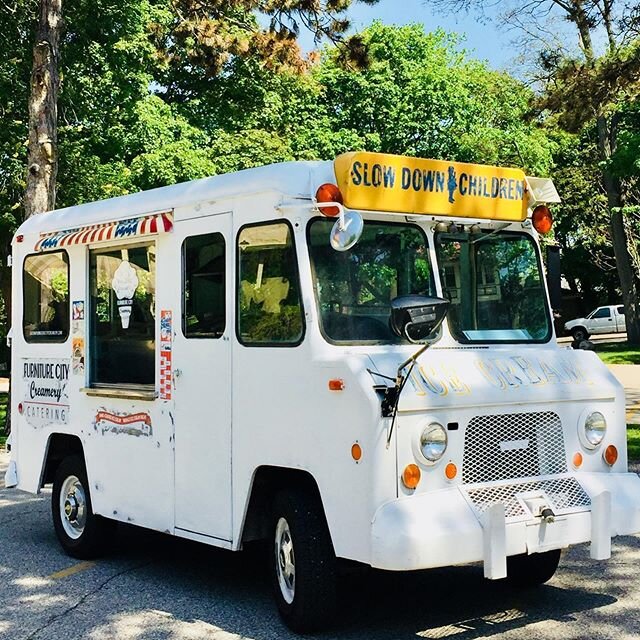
[34, 211, 173, 251]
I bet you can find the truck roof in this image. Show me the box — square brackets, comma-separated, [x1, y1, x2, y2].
[17, 160, 334, 237]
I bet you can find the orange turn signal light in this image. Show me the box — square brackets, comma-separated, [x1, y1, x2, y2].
[315, 183, 343, 217]
[572, 452, 583, 469]
[402, 464, 421, 489]
[328, 378, 345, 391]
[532, 204, 553, 234]
[445, 462, 457, 480]
[351, 443, 362, 461]
[603, 444, 618, 466]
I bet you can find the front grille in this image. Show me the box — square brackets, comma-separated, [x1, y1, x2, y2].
[462, 411, 567, 484]
[464, 477, 591, 518]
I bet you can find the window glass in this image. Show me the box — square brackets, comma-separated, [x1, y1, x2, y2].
[593, 307, 611, 318]
[436, 231, 551, 342]
[617, 306, 625, 315]
[183, 233, 225, 338]
[308, 219, 435, 343]
[23, 251, 69, 342]
[89, 243, 156, 386]
[237, 223, 303, 345]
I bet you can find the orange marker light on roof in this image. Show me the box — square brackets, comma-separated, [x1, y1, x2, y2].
[532, 204, 553, 234]
[316, 183, 343, 217]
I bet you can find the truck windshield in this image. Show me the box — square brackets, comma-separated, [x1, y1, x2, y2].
[435, 230, 551, 343]
[308, 219, 435, 343]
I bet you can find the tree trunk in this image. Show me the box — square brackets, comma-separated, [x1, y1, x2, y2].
[597, 114, 640, 345]
[5, 0, 62, 439]
[24, 0, 62, 218]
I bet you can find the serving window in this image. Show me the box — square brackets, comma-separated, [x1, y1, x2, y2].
[23, 251, 69, 343]
[89, 243, 156, 386]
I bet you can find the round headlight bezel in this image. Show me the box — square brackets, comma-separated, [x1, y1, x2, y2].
[416, 422, 448, 464]
[579, 410, 607, 450]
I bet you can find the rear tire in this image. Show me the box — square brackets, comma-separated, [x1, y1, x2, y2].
[506, 549, 561, 587]
[52, 455, 116, 559]
[571, 327, 589, 342]
[270, 488, 337, 633]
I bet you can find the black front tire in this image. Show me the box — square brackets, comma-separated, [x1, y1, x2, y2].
[506, 549, 561, 587]
[52, 454, 116, 559]
[571, 327, 589, 342]
[270, 488, 338, 633]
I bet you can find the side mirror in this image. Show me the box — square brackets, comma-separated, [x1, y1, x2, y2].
[390, 295, 449, 343]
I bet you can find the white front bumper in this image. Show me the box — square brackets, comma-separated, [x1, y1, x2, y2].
[370, 472, 640, 571]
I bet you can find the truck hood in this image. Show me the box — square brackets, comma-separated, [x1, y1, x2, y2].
[366, 345, 620, 412]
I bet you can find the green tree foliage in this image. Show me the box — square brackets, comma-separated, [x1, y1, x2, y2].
[317, 23, 554, 174]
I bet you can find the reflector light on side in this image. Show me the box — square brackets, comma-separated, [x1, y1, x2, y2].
[351, 443, 362, 462]
[315, 183, 343, 217]
[402, 464, 421, 489]
[532, 204, 553, 234]
[603, 445, 618, 466]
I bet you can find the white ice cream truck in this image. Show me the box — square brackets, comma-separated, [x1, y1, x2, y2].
[5, 151, 640, 632]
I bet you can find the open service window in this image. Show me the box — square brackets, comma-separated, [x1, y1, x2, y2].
[89, 243, 156, 387]
[23, 251, 70, 343]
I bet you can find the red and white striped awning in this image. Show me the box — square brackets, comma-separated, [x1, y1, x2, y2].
[34, 211, 173, 251]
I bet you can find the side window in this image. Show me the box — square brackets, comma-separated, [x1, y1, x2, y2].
[593, 307, 611, 319]
[237, 222, 304, 346]
[183, 233, 225, 338]
[23, 251, 69, 342]
[617, 306, 625, 315]
[89, 243, 156, 386]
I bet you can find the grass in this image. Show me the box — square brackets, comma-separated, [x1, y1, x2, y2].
[594, 342, 640, 365]
[628, 425, 640, 462]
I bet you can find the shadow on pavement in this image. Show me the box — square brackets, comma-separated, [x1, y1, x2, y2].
[0, 506, 617, 640]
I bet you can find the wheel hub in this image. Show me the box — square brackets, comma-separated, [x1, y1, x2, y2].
[275, 517, 295, 604]
[59, 475, 87, 540]
[64, 495, 79, 521]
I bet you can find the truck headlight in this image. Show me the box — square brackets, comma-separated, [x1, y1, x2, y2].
[419, 422, 448, 462]
[582, 411, 606, 449]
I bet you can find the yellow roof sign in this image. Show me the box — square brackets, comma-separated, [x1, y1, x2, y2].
[334, 152, 529, 222]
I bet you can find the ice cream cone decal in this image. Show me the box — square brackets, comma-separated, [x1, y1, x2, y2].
[112, 261, 139, 329]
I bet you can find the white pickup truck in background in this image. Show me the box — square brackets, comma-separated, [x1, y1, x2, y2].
[564, 304, 626, 341]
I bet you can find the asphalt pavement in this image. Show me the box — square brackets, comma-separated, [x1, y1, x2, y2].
[1, 453, 640, 640]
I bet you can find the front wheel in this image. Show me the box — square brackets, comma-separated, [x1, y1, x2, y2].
[52, 455, 116, 559]
[571, 327, 589, 342]
[271, 489, 338, 633]
[506, 549, 561, 587]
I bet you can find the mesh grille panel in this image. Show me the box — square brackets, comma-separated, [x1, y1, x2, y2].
[465, 477, 591, 518]
[462, 411, 567, 484]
